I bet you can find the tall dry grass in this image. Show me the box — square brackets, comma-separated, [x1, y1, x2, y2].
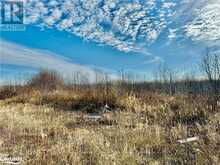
[0, 71, 219, 164]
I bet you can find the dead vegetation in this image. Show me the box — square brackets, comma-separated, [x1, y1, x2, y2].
[0, 68, 220, 165]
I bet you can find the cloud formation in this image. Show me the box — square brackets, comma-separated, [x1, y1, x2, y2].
[184, 0, 220, 42]
[0, 40, 98, 81]
[23, 0, 220, 52]
[24, 0, 178, 53]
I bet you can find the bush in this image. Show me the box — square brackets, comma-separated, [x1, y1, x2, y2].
[0, 86, 18, 100]
[28, 70, 64, 91]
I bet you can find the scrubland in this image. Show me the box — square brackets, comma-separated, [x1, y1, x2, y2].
[0, 71, 219, 165]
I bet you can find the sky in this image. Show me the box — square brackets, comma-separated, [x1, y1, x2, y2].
[0, 0, 220, 84]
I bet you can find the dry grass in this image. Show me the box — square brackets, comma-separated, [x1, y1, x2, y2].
[0, 87, 219, 165]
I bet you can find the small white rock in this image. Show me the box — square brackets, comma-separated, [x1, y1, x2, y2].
[177, 136, 199, 144]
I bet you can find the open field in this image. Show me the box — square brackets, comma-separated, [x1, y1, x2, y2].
[0, 86, 219, 165]
[1, 0, 220, 164]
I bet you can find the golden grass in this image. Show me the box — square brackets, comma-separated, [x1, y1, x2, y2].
[0, 90, 219, 164]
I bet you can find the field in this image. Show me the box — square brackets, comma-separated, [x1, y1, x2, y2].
[0, 82, 219, 165]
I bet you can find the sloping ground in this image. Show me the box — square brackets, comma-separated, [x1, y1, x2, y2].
[0, 92, 219, 164]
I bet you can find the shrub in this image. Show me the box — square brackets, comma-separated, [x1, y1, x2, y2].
[0, 85, 18, 100]
[28, 70, 64, 91]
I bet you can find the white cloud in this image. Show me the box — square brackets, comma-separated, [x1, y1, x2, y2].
[168, 29, 177, 39]
[44, 8, 62, 26]
[3, 0, 219, 63]
[24, 0, 177, 53]
[162, 2, 176, 9]
[185, 1, 220, 42]
[148, 30, 159, 41]
[0, 40, 98, 82]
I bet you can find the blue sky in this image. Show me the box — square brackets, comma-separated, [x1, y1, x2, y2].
[1, 0, 220, 84]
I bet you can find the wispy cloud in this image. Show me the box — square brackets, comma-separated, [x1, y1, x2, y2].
[0, 40, 98, 81]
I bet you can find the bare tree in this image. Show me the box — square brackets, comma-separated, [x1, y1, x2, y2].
[28, 70, 64, 91]
[201, 48, 220, 110]
[157, 64, 176, 95]
[201, 48, 220, 95]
